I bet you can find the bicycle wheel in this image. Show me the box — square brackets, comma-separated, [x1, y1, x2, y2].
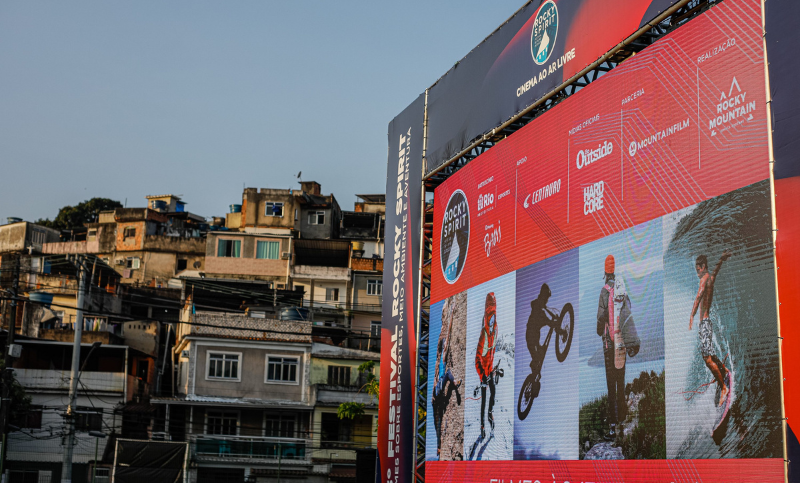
[555, 303, 575, 362]
[517, 373, 538, 420]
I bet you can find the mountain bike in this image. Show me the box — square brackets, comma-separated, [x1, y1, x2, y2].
[517, 302, 574, 420]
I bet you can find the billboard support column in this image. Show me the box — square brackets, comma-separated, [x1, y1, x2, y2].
[413, 88, 431, 483]
[761, 1, 789, 480]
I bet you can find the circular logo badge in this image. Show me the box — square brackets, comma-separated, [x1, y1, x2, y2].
[531, 0, 559, 66]
[628, 141, 637, 157]
[440, 189, 470, 284]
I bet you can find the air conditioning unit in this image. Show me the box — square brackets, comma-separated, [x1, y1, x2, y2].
[181, 350, 189, 359]
[276, 283, 286, 290]
[281, 252, 292, 260]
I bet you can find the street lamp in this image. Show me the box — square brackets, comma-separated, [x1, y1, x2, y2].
[88, 431, 107, 483]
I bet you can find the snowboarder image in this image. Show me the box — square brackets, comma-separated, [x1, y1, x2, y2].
[432, 299, 461, 458]
[596, 255, 640, 441]
[689, 251, 733, 412]
[475, 292, 501, 438]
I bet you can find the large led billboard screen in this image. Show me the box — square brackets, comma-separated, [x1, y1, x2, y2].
[426, 0, 784, 480]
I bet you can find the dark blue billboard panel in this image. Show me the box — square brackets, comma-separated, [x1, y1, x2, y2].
[379, 95, 424, 483]
[425, 0, 680, 175]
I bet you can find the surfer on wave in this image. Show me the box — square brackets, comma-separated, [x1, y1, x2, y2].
[689, 251, 732, 407]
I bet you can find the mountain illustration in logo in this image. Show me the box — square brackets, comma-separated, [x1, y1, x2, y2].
[531, 0, 559, 66]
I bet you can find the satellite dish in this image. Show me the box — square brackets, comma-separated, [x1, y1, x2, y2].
[193, 261, 201, 269]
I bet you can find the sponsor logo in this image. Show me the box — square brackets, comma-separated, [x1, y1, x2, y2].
[531, 0, 558, 65]
[440, 189, 469, 284]
[628, 118, 690, 157]
[484, 222, 501, 258]
[583, 180, 605, 215]
[708, 76, 755, 136]
[576, 141, 613, 169]
[523, 179, 561, 208]
[477, 192, 494, 211]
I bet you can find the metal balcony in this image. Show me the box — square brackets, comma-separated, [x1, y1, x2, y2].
[194, 435, 308, 461]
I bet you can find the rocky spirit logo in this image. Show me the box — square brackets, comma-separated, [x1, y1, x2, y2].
[583, 180, 605, 215]
[576, 141, 613, 169]
[441, 189, 470, 284]
[531, 0, 558, 65]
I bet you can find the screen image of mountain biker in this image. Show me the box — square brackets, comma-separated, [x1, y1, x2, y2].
[425, 0, 784, 480]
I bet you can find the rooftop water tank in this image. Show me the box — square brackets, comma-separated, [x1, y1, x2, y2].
[230, 204, 242, 213]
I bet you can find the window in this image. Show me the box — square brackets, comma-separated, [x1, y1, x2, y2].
[217, 239, 241, 258]
[294, 209, 298, 221]
[31, 229, 46, 246]
[366, 279, 382, 296]
[264, 414, 296, 438]
[207, 352, 240, 380]
[94, 468, 110, 483]
[256, 241, 280, 260]
[370, 321, 381, 339]
[206, 411, 238, 435]
[308, 211, 325, 225]
[75, 407, 103, 432]
[321, 412, 353, 448]
[123, 227, 136, 238]
[14, 405, 42, 429]
[265, 202, 284, 217]
[126, 257, 140, 269]
[327, 366, 351, 386]
[266, 356, 299, 384]
[176, 259, 187, 271]
[87, 229, 97, 241]
[8, 470, 41, 483]
[325, 288, 339, 301]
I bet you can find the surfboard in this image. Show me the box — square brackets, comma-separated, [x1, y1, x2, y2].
[712, 370, 735, 436]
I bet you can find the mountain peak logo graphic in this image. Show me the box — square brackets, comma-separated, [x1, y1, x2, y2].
[531, 0, 558, 66]
[719, 76, 742, 101]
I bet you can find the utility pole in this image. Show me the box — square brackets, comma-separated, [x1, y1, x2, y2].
[0, 257, 20, 483]
[61, 256, 87, 483]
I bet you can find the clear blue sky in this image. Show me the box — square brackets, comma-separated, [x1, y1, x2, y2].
[0, 1, 523, 223]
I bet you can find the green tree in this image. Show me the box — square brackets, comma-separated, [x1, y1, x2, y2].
[337, 361, 378, 420]
[0, 360, 31, 426]
[36, 198, 122, 231]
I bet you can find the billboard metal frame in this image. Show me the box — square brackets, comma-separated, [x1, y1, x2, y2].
[410, 1, 737, 482]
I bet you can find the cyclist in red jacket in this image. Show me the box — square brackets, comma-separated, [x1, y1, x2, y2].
[475, 292, 498, 438]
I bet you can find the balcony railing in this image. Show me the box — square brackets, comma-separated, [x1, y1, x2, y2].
[300, 300, 382, 313]
[194, 436, 308, 460]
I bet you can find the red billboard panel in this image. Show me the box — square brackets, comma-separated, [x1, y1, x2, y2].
[432, 0, 768, 302]
[427, 0, 783, 480]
